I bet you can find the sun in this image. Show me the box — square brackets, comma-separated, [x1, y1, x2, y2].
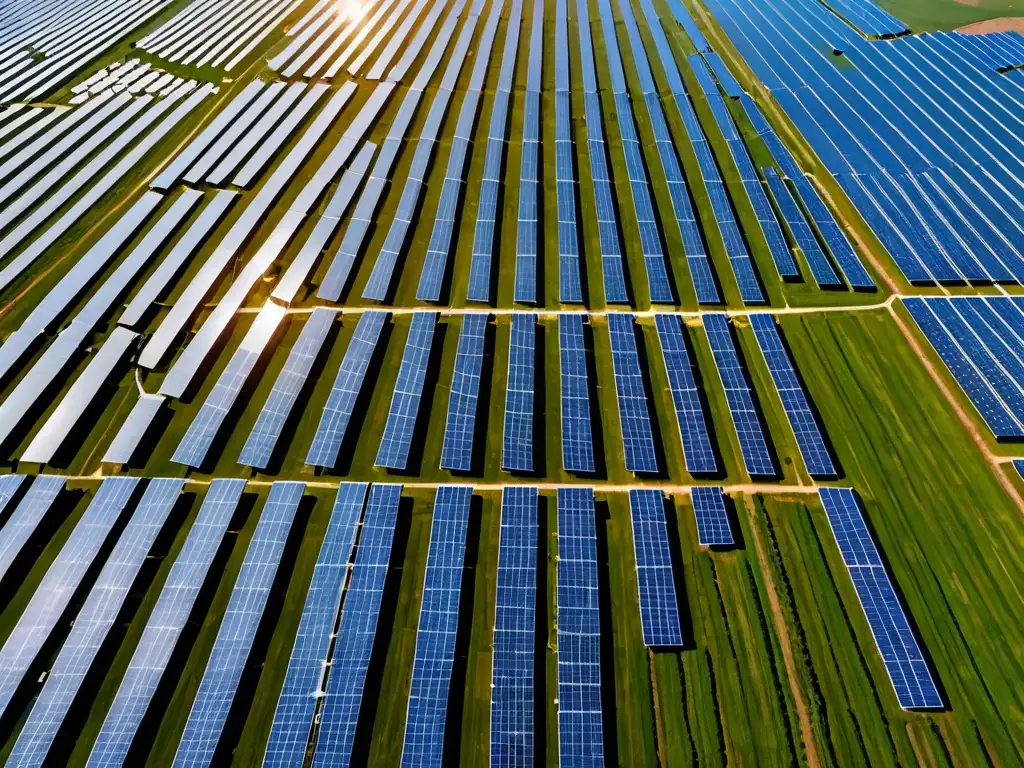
[335, 0, 366, 22]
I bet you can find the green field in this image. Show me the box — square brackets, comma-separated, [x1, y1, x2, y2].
[0, 0, 1023, 763]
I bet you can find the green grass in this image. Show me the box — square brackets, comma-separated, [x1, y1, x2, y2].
[877, 0, 1024, 32]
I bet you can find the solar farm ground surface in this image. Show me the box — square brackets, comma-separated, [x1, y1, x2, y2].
[0, 0, 1023, 765]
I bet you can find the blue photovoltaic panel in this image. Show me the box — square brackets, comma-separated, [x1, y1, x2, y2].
[0, 474, 25, 516]
[87, 479, 246, 768]
[749, 314, 835, 478]
[0, 474, 62, 583]
[503, 314, 536, 473]
[628, 490, 683, 647]
[173, 303, 286, 469]
[763, 168, 841, 287]
[263, 483, 368, 767]
[1015, 460, 1024, 482]
[607, 314, 658, 474]
[654, 314, 717, 474]
[440, 314, 488, 472]
[703, 314, 775, 477]
[172, 482, 304, 767]
[240, 308, 335, 469]
[0, 477, 139, 719]
[490, 485, 537, 766]
[819, 488, 942, 710]
[312, 483, 402, 766]
[559, 314, 595, 474]
[399, 485, 472, 767]
[307, 312, 389, 468]
[556, 486, 604, 767]
[690, 486, 733, 546]
[376, 312, 438, 470]
[7, 478, 183, 767]
[703, 52, 742, 98]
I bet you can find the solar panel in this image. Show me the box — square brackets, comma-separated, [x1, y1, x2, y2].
[0, 477, 139, 718]
[263, 483, 368, 767]
[628, 490, 683, 647]
[703, 52, 742, 98]
[490, 485, 537, 765]
[0, 475, 62, 583]
[21, 327, 139, 465]
[559, 314, 596, 474]
[375, 312, 438, 470]
[7, 478, 184, 766]
[607, 314, 659, 474]
[819, 488, 942, 710]
[703, 314, 775, 477]
[690, 486, 733, 546]
[173, 482, 305, 766]
[763, 168, 841, 287]
[502, 313, 537, 473]
[556, 486, 604, 766]
[440, 314, 489, 472]
[307, 312, 388, 468]
[87, 479, 246, 768]
[240, 308, 334, 469]
[399, 485, 473, 765]
[749, 315, 835, 478]
[653, 314, 717, 474]
[172, 303, 287, 468]
[312, 483, 402, 765]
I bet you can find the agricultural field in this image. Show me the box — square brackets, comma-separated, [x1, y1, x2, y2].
[0, 0, 1022, 765]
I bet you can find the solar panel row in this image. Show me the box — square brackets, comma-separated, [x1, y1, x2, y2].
[607, 314, 659, 474]
[749, 315, 836, 478]
[819, 488, 942, 710]
[556, 487, 604, 766]
[311, 483, 401, 766]
[8, 478, 183, 767]
[263, 483, 368, 767]
[377, 312, 438, 470]
[690, 486, 733, 546]
[173, 482, 305, 767]
[503, 314, 537, 473]
[702, 314, 775, 477]
[0, 475, 62, 583]
[513, 0, 544, 305]
[490, 486, 538, 765]
[307, 311, 389, 468]
[400, 486, 472, 766]
[559, 314, 596, 474]
[628, 489, 683, 647]
[88, 479, 246, 768]
[554, 0, 582, 305]
[440, 314, 489, 472]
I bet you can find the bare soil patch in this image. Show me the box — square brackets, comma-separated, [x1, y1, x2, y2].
[957, 16, 1024, 34]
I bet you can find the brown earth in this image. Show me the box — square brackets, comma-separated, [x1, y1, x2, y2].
[956, 16, 1024, 33]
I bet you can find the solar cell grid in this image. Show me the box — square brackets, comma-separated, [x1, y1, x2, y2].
[8, 478, 183, 767]
[375, 312, 438, 470]
[400, 485, 472, 767]
[87, 479, 246, 768]
[240, 308, 334, 469]
[559, 314, 596, 474]
[503, 314, 537, 473]
[749, 314, 835, 477]
[440, 314, 489, 472]
[556, 486, 604, 767]
[607, 314, 659, 474]
[819, 488, 942, 710]
[690, 486, 733, 546]
[654, 314, 717, 474]
[263, 483, 368, 767]
[307, 311, 389, 468]
[172, 482, 304, 767]
[763, 167, 840, 286]
[0, 475, 62, 584]
[491, 486, 538, 766]
[702, 314, 775, 477]
[628, 490, 683, 647]
[312, 483, 401, 766]
[0, 477, 140, 719]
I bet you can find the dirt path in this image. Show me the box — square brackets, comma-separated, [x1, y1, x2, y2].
[741, 494, 822, 768]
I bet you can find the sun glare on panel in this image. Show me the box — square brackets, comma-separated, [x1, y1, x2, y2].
[335, 0, 366, 22]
